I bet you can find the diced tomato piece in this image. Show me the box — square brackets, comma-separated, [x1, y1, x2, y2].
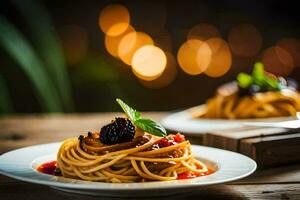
[159, 138, 171, 147]
[157, 133, 185, 147]
[174, 133, 185, 143]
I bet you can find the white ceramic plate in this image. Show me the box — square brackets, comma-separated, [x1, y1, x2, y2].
[161, 105, 298, 135]
[0, 142, 256, 197]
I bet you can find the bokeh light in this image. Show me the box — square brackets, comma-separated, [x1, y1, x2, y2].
[228, 23, 262, 57]
[118, 31, 154, 65]
[131, 45, 167, 81]
[177, 39, 212, 75]
[58, 24, 88, 66]
[277, 38, 300, 68]
[104, 25, 135, 58]
[262, 46, 294, 76]
[139, 52, 177, 88]
[99, 4, 130, 36]
[204, 38, 232, 77]
[187, 23, 220, 41]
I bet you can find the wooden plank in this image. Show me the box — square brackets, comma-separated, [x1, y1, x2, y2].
[233, 163, 300, 184]
[203, 126, 290, 151]
[203, 125, 300, 168]
[0, 113, 166, 133]
[240, 133, 300, 167]
[184, 134, 203, 145]
[0, 176, 299, 200]
[0, 113, 166, 154]
[203, 133, 239, 151]
[204, 127, 291, 140]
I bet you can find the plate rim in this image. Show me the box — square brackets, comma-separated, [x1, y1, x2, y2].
[161, 104, 298, 134]
[0, 142, 257, 191]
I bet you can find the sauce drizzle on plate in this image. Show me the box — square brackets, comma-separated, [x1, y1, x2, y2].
[37, 161, 58, 175]
[177, 168, 214, 180]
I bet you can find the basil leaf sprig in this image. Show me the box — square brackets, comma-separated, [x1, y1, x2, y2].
[116, 98, 167, 137]
[237, 62, 281, 92]
[116, 98, 141, 122]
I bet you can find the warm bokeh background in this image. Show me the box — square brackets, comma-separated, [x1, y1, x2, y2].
[1, 0, 300, 113]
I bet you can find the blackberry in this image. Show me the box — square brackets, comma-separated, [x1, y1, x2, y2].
[100, 118, 135, 145]
[78, 135, 84, 141]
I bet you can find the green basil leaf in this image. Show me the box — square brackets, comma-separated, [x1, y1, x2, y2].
[116, 98, 167, 137]
[252, 62, 264, 81]
[134, 118, 167, 137]
[237, 73, 252, 88]
[116, 98, 141, 122]
[236, 62, 282, 92]
[265, 77, 280, 90]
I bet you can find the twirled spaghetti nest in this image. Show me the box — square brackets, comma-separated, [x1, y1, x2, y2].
[57, 134, 208, 183]
[191, 84, 300, 119]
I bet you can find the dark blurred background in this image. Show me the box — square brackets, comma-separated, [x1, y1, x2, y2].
[0, 0, 300, 114]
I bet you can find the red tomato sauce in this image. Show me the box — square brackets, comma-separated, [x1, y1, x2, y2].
[177, 164, 215, 180]
[37, 161, 57, 175]
[177, 168, 214, 180]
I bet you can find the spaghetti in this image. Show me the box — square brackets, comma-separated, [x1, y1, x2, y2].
[192, 86, 300, 119]
[192, 63, 300, 119]
[56, 133, 211, 183]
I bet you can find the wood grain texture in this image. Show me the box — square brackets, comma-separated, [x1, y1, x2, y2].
[0, 113, 166, 153]
[203, 126, 300, 168]
[0, 113, 300, 200]
[240, 133, 300, 167]
[0, 176, 299, 200]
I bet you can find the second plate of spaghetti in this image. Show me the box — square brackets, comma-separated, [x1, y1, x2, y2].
[161, 63, 300, 134]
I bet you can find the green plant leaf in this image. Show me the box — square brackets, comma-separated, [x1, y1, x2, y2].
[116, 98, 141, 122]
[134, 118, 167, 137]
[73, 53, 119, 82]
[14, 0, 74, 111]
[237, 73, 252, 88]
[0, 17, 62, 112]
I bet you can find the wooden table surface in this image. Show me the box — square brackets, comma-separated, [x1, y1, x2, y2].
[0, 113, 299, 200]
